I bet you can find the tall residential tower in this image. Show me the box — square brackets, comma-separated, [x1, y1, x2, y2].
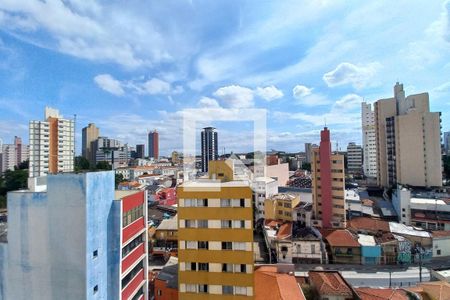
[148, 130, 159, 160]
[29, 107, 75, 177]
[82, 123, 99, 164]
[201, 127, 218, 173]
[361, 102, 378, 178]
[375, 83, 442, 188]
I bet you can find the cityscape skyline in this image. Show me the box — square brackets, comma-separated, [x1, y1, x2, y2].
[0, 1, 449, 155]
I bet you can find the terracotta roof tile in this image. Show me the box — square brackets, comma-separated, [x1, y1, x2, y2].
[276, 222, 292, 240]
[356, 287, 410, 300]
[255, 266, 305, 300]
[321, 229, 360, 247]
[432, 230, 450, 238]
[348, 217, 390, 233]
[308, 271, 353, 297]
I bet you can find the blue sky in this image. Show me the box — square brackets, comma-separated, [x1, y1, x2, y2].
[0, 0, 449, 156]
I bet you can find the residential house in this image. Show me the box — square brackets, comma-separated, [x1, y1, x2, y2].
[355, 288, 411, 299]
[432, 231, 450, 257]
[321, 229, 361, 264]
[308, 270, 359, 300]
[154, 264, 178, 300]
[152, 215, 178, 257]
[265, 193, 301, 222]
[255, 265, 306, 300]
[358, 234, 381, 265]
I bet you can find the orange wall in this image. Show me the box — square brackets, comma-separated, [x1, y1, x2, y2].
[154, 279, 178, 300]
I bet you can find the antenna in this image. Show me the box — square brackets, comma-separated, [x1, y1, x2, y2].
[324, 117, 327, 127]
[73, 114, 77, 171]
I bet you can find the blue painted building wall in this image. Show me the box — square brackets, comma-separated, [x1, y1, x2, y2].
[2, 171, 119, 300]
[361, 245, 382, 264]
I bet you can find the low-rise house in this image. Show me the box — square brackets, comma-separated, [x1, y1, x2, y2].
[321, 229, 361, 264]
[407, 281, 450, 300]
[264, 193, 301, 221]
[375, 232, 412, 265]
[152, 215, 178, 257]
[308, 270, 359, 300]
[154, 264, 178, 300]
[155, 187, 177, 206]
[389, 222, 432, 261]
[355, 287, 412, 299]
[347, 217, 390, 235]
[432, 231, 450, 257]
[358, 234, 381, 265]
[255, 266, 306, 300]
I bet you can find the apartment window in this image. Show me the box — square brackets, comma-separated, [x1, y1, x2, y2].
[122, 234, 144, 257]
[221, 199, 231, 207]
[278, 210, 283, 215]
[221, 220, 232, 228]
[222, 263, 233, 272]
[437, 250, 441, 255]
[311, 245, 316, 254]
[223, 285, 233, 294]
[198, 220, 208, 228]
[198, 241, 209, 249]
[186, 284, 196, 292]
[198, 199, 208, 207]
[222, 242, 233, 250]
[198, 285, 208, 293]
[157, 290, 162, 296]
[233, 242, 246, 251]
[235, 287, 247, 295]
[186, 241, 197, 249]
[122, 261, 143, 287]
[189, 262, 197, 271]
[186, 220, 196, 228]
[235, 264, 246, 273]
[93, 250, 98, 258]
[93, 285, 98, 294]
[198, 263, 209, 271]
[184, 199, 195, 207]
[233, 220, 245, 228]
[240, 198, 245, 207]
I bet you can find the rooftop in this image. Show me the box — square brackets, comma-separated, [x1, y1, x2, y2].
[156, 215, 178, 231]
[432, 231, 450, 238]
[180, 180, 251, 189]
[348, 217, 390, 233]
[308, 270, 353, 297]
[389, 222, 431, 238]
[358, 234, 377, 247]
[321, 229, 360, 247]
[355, 287, 410, 300]
[255, 266, 305, 300]
[114, 190, 142, 199]
[156, 263, 178, 289]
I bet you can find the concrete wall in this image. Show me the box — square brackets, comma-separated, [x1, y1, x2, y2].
[433, 237, 450, 257]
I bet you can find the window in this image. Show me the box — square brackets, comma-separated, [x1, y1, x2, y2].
[122, 234, 144, 257]
[437, 250, 441, 255]
[221, 220, 232, 228]
[93, 250, 98, 258]
[198, 241, 209, 249]
[93, 285, 98, 294]
[223, 286, 233, 294]
[198, 284, 208, 293]
[233, 242, 246, 250]
[222, 263, 233, 272]
[222, 242, 232, 250]
[186, 284, 196, 292]
[240, 198, 245, 207]
[221, 199, 231, 207]
[185, 262, 196, 271]
[186, 220, 196, 228]
[235, 287, 247, 295]
[198, 199, 208, 207]
[157, 290, 162, 296]
[122, 261, 143, 287]
[311, 244, 316, 254]
[198, 220, 208, 228]
[123, 205, 143, 227]
[186, 241, 197, 249]
[235, 264, 246, 273]
[233, 220, 245, 228]
[198, 263, 209, 271]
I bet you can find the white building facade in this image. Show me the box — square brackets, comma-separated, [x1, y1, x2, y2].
[361, 102, 378, 178]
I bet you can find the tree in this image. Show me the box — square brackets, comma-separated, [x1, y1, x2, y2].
[0, 169, 28, 208]
[443, 156, 450, 183]
[96, 161, 112, 170]
[302, 162, 311, 172]
[115, 173, 124, 189]
[17, 159, 29, 170]
[75, 156, 90, 171]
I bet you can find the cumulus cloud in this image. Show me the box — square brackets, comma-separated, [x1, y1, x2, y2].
[94, 74, 181, 97]
[198, 97, 220, 108]
[323, 62, 381, 89]
[255, 85, 283, 101]
[94, 74, 125, 96]
[213, 85, 254, 108]
[292, 84, 329, 106]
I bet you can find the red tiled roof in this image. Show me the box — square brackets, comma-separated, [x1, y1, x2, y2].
[265, 219, 283, 228]
[308, 271, 353, 297]
[347, 217, 390, 233]
[276, 222, 292, 240]
[432, 231, 450, 238]
[255, 266, 305, 300]
[321, 229, 360, 247]
[355, 287, 409, 300]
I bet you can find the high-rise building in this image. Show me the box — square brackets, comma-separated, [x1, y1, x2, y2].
[346, 142, 363, 175]
[444, 132, 450, 156]
[136, 144, 145, 159]
[201, 127, 218, 172]
[0, 171, 148, 299]
[311, 127, 346, 229]
[375, 83, 442, 188]
[82, 123, 99, 164]
[29, 107, 75, 177]
[148, 130, 159, 160]
[305, 143, 312, 163]
[361, 102, 378, 178]
[92, 137, 130, 168]
[177, 176, 254, 298]
[0, 136, 29, 173]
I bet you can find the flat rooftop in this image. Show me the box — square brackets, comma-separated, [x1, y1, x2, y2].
[180, 180, 251, 188]
[114, 190, 142, 199]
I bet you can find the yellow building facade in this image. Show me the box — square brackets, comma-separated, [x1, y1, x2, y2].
[264, 193, 300, 221]
[177, 181, 254, 299]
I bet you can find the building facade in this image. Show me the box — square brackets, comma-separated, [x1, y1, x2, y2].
[444, 132, 450, 156]
[375, 83, 442, 188]
[361, 102, 378, 178]
[200, 127, 218, 173]
[29, 107, 75, 177]
[311, 127, 346, 229]
[148, 130, 159, 160]
[346, 142, 363, 176]
[177, 180, 254, 299]
[136, 144, 145, 159]
[0, 171, 148, 300]
[82, 123, 99, 164]
[0, 136, 29, 173]
[93, 136, 131, 168]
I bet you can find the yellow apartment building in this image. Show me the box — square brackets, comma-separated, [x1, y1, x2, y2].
[264, 193, 301, 221]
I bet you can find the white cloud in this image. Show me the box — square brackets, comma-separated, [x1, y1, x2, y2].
[292, 85, 312, 98]
[94, 74, 124, 96]
[198, 97, 220, 108]
[292, 85, 329, 106]
[323, 62, 381, 89]
[213, 85, 254, 108]
[255, 85, 283, 101]
[94, 74, 180, 96]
